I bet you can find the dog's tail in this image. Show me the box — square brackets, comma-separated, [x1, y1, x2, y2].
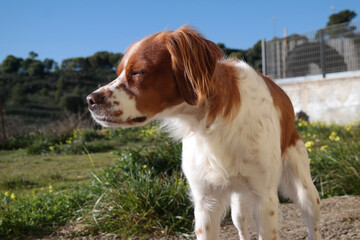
[280, 138, 321, 239]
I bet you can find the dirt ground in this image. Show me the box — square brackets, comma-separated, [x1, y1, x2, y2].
[44, 195, 360, 240]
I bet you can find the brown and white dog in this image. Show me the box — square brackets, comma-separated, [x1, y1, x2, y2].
[87, 26, 321, 240]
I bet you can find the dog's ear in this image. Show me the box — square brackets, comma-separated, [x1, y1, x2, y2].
[166, 25, 223, 106]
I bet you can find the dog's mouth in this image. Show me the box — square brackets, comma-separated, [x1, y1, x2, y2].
[92, 114, 148, 127]
[131, 116, 148, 123]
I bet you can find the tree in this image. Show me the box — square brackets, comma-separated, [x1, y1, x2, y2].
[21, 58, 33, 71]
[315, 10, 357, 40]
[247, 40, 263, 71]
[28, 51, 38, 60]
[88, 51, 122, 69]
[1, 55, 23, 73]
[327, 10, 357, 26]
[43, 58, 55, 73]
[27, 61, 45, 77]
[88, 51, 112, 69]
[109, 52, 123, 67]
[61, 57, 89, 71]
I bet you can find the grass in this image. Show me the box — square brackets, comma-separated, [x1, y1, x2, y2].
[0, 186, 92, 239]
[0, 149, 117, 195]
[297, 120, 360, 197]
[0, 120, 359, 239]
[82, 157, 192, 238]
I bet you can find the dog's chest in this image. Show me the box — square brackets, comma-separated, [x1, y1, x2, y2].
[181, 130, 262, 188]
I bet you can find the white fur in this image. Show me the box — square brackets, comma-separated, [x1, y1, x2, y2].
[158, 60, 320, 240]
[90, 75, 145, 127]
[90, 39, 151, 128]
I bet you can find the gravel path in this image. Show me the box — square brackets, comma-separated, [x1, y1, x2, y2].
[219, 195, 360, 240]
[45, 195, 360, 240]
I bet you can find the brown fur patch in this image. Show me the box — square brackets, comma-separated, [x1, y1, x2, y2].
[112, 110, 123, 117]
[205, 60, 241, 125]
[270, 210, 275, 216]
[317, 198, 320, 205]
[259, 73, 301, 155]
[166, 26, 224, 106]
[165, 26, 241, 125]
[196, 228, 203, 235]
[104, 89, 113, 98]
[123, 34, 183, 117]
[113, 101, 120, 105]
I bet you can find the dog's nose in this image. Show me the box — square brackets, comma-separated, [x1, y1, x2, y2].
[86, 92, 106, 110]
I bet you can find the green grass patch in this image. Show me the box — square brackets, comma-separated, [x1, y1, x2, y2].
[0, 149, 117, 195]
[0, 185, 92, 239]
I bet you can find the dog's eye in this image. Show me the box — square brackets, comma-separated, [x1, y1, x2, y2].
[131, 70, 146, 77]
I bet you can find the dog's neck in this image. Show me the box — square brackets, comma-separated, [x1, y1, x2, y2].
[156, 59, 242, 140]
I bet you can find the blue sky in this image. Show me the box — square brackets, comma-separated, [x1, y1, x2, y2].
[0, 0, 359, 64]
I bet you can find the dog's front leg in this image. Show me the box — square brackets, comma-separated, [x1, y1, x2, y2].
[192, 189, 227, 240]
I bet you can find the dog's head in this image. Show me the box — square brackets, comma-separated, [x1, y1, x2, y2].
[87, 26, 223, 127]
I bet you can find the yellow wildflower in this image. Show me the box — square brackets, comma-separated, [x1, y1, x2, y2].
[309, 158, 312, 164]
[305, 141, 314, 148]
[49, 146, 55, 151]
[320, 145, 328, 151]
[66, 137, 73, 144]
[49, 185, 53, 193]
[329, 131, 338, 141]
[11, 193, 15, 200]
[143, 164, 147, 169]
[4, 191, 9, 197]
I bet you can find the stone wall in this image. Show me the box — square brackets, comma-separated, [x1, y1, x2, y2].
[276, 71, 360, 123]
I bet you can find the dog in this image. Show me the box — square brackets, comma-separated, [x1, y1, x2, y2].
[86, 26, 321, 240]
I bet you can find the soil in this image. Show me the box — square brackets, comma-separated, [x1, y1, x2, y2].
[42, 195, 360, 240]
